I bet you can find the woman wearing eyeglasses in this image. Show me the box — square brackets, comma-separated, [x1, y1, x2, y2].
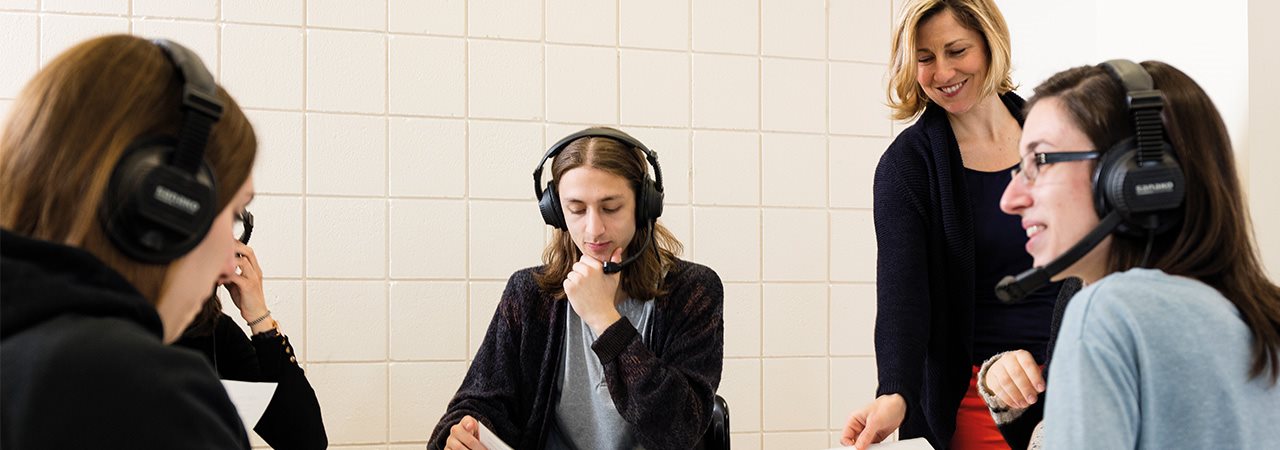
[841, 1, 1076, 449]
[175, 210, 328, 450]
[1000, 60, 1280, 448]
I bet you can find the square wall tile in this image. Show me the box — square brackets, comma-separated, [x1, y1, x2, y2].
[133, 0, 216, 20]
[309, 363, 388, 444]
[389, 35, 465, 117]
[546, 45, 618, 124]
[468, 0, 540, 40]
[39, 14, 129, 65]
[390, 361, 469, 441]
[732, 433, 762, 450]
[0, 100, 12, 120]
[692, 0, 757, 55]
[761, 133, 826, 207]
[0, 1, 36, 10]
[831, 0, 891, 63]
[390, 281, 468, 360]
[245, 195, 304, 278]
[761, 0, 824, 59]
[389, 0, 464, 36]
[547, 0, 615, 45]
[307, 29, 386, 114]
[388, 117, 466, 197]
[762, 431, 830, 449]
[829, 284, 876, 356]
[762, 209, 828, 281]
[309, 0, 386, 31]
[692, 131, 759, 206]
[721, 358, 761, 432]
[625, 127, 690, 205]
[620, 0, 688, 51]
[221, 280, 306, 361]
[468, 281, 505, 356]
[0, 13, 37, 98]
[131, 20, 218, 74]
[389, 199, 467, 278]
[468, 40, 543, 120]
[306, 113, 387, 196]
[223, 0, 303, 26]
[692, 53, 759, 130]
[829, 136, 887, 209]
[42, 0, 125, 14]
[691, 207, 759, 282]
[831, 210, 876, 282]
[762, 358, 828, 430]
[306, 197, 387, 278]
[761, 58, 826, 133]
[221, 24, 304, 110]
[829, 357, 878, 429]
[307, 281, 388, 361]
[468, 120, 543, 199]
[657, 205, 692, 254]
[619, 49, 690, 128]
[831, 62, 892, 136]
[469, 201, 545, 279]
[762, 283, 828, 356]
[723, 282, 761, 357]
[244, 110, 304, 195]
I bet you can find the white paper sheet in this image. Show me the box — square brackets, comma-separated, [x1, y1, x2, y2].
[220, 380, 277, 435]
[476, 420, 514, 450]
[824, 437, 935, 450]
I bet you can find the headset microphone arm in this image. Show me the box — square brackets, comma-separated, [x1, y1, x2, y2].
[995, 211, 1123, 303]
[603, 221, 656, 274]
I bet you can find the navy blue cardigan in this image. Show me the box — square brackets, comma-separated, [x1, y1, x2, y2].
[872, 93, 1029, 448]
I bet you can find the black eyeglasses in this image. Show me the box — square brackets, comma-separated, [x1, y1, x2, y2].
[233, 209, 254, 244]
[1011, 151, 1100, 185]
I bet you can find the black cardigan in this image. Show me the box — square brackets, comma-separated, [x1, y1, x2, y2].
[174, 313, 328, 450]
[0, 230, 249, 449]
[427, 260, 724, 450]
[872, 93, 1051, 448]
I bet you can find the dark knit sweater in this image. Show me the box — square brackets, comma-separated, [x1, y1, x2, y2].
[427, 259, 724, 450]
[872, 92, 1068, 449]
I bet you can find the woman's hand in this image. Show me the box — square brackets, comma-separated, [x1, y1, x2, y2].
[444, 415, 489, 450]
[983, 349, 1045, 410]
[562, 247, 624, 336]
[841, 393, 906, 449]
[222, 242, 271, 333]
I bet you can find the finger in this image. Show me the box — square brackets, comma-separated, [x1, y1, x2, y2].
[842, 412, 866, 445]
[610, 246, 624, 263]
[237, 243, 263, 273]
[578, 253, 604, 268]
[572, 261, 594, 276]
[1001, 362, 1039, 406]
[854, 412, 880, 449]
[1016, 350, 1046, 392]
[990, 372, 1021, 409]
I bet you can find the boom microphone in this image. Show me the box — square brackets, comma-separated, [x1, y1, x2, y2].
[602, 222, 655, 274]
[995, 211, 1122, 303]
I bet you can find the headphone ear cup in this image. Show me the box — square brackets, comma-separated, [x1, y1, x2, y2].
[539, 182, 567, 230]
[101, 139, 218, 263]
[642, 177, 664, 223]
[1093, 140, 1133, 220]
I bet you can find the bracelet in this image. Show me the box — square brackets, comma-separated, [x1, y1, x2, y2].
[246, 310, 272, 327]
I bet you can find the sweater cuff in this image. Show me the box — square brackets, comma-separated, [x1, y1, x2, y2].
[978, 351, 1028, 425]
[590, 317, 638, 364]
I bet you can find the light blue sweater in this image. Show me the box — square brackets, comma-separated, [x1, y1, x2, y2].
[1043, 268, 1280, 449]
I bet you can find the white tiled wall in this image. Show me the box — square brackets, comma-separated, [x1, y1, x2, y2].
[0, 1, 892, 448]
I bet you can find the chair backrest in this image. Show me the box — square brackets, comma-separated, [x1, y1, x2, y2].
[697, 395, 730, 450]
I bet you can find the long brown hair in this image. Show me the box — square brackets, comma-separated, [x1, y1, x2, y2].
[534, 132, 683, 301]
[888, 0, 1016, 120]
[0, 35, 257, 306]
[1028, 61, 1280, 383]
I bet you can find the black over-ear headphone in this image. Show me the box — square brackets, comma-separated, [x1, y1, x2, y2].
[100, 39, 225, 263]
[1093, 59, 1186, 237]
[533, 127, 665, 231]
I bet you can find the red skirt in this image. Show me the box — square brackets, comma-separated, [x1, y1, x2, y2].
[950, 365, 1011, 450]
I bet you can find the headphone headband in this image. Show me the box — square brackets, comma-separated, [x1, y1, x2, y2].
[153, 39, 223, 174]
[532, 127, 664, 200]
[533, 127, 665, 232]
[1099, 59, 1167, 167]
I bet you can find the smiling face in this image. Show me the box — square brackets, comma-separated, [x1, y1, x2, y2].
[558, 166, 637, 264]
[1000, 97, 1110, 283]
[914, 8, 990, 115]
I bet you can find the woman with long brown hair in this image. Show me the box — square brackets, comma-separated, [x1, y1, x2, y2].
[1000, 60, 1280, 448]
[428, 127, 724, 450]
[1, 35, 256, 448]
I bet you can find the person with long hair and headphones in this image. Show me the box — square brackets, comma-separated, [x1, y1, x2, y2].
[1, 36, 256, 448]
[999, 60, 1280, 448]
[427, 127, 724, 450]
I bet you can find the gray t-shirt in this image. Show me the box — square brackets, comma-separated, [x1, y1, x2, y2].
[1043, 268, 1280, 449]
[545, 297, 654, 450]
